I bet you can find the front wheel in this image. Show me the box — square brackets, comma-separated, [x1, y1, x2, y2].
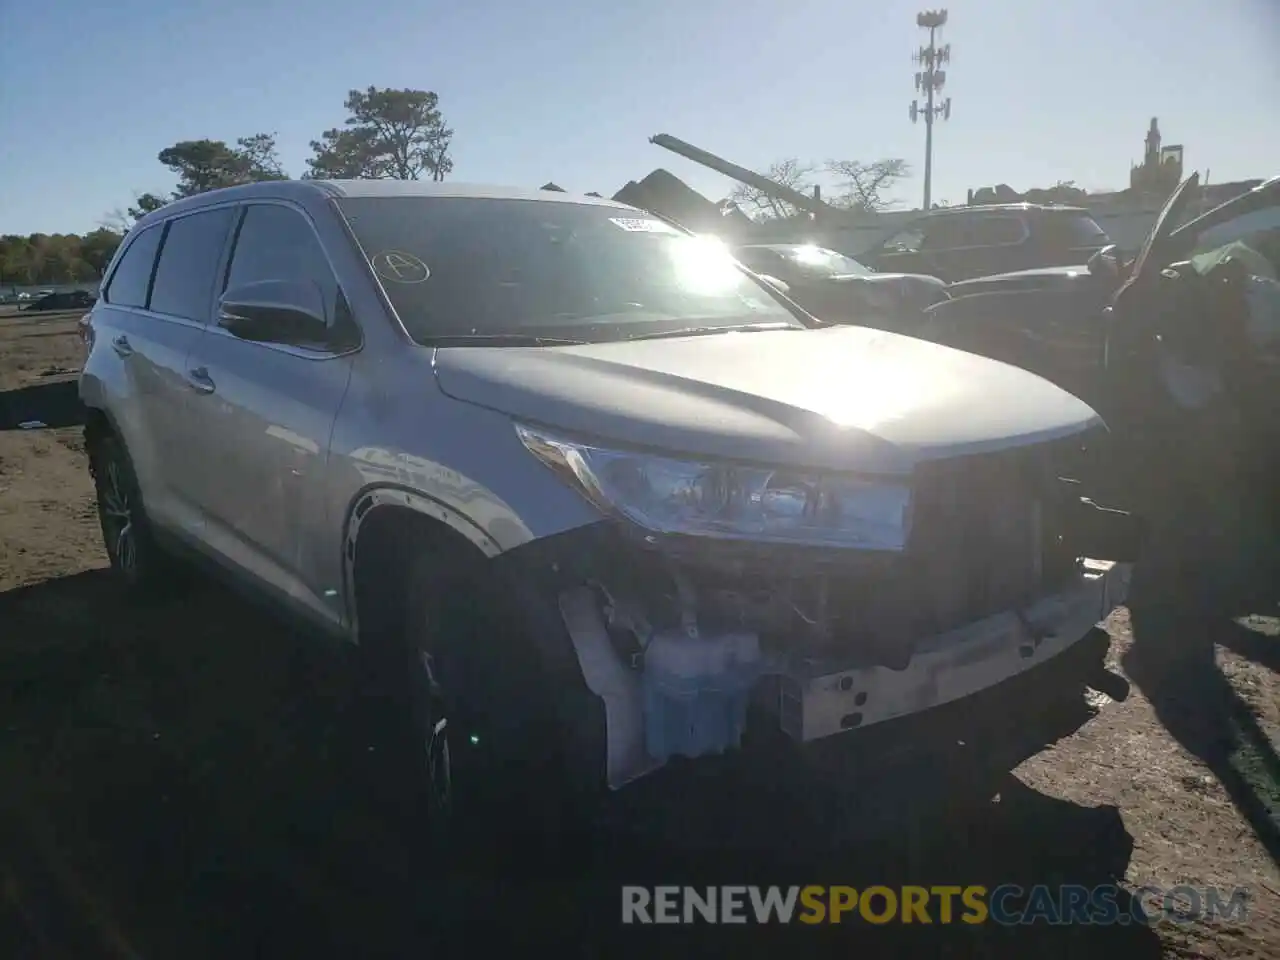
[367, 541, 596, 867]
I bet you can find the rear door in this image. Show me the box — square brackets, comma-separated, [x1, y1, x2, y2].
[87, 215, 230, 537]
[180, 201, 357, 627]
[143, 205, 239, 536]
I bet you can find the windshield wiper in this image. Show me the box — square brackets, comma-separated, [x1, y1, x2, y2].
[624, 322, 800, 341]
[421, 334, 588, 347]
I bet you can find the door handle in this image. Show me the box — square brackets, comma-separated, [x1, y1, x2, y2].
[186, 366, 216, 394]
[111, 334, 133, 357]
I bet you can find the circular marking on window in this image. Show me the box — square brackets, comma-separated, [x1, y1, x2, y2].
[371, 250, 430, 283]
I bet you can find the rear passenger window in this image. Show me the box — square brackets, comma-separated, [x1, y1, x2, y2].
[224, 204, 339, 322]
[104, 224, 163, 308]
[149, 208, 235, 321]
[967, 217, 1026, 246]
[921, 218, 972, 250]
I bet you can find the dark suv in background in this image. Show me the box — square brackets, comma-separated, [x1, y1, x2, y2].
[20, 290, 97, 312]
[861, 204, 1112, 282]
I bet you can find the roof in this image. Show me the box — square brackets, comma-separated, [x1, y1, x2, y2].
[315, 179, 630, 206]
[135, 179, 635, 228]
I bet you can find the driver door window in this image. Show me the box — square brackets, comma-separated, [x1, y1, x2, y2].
[223, 204, 342, 334]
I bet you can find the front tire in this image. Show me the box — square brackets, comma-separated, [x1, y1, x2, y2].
[365, 539, 594, 867]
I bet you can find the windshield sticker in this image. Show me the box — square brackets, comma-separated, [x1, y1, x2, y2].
[608, 217, 680, 234]
[371, 250, 430, 283]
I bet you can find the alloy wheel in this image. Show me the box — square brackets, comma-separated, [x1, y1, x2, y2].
[420, 649, 454, 823]
[101, 459, 136, 576]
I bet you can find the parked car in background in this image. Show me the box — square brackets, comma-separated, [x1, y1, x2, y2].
[21, 290, 96, 312]
[943, 247, 1123, 300]
[79, 179, 1135, 856]
[921, 175, 1280, 527]
[920, 174, 1280, 497]
[733, 242, 948, 332]
[860, 204, 1113, 282]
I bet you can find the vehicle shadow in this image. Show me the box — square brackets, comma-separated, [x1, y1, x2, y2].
[0, 570, 1162, 959]
[1121, 485, 1280, 869]
[0, 379, 84, 431]
[1123, 601, 1280, 869]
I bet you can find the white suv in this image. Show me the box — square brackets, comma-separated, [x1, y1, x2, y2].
[79, 179, 1134, 848]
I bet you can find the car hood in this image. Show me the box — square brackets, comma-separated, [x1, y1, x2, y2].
[431, 326, 1100, 476]
[949, 264, 1093, 293]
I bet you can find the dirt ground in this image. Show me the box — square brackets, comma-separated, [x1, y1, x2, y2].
[1, 312, 1277, 959]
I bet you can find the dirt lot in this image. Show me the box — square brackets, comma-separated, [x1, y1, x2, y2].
[1, 312, 1278, 958]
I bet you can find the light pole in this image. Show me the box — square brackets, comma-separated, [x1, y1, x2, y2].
[910, 9, 952, 211]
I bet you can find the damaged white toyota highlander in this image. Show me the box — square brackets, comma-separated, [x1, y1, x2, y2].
[79, 180, 1139, 849]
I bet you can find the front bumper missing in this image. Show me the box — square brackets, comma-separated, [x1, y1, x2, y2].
[776, 559, 1130, 742]
[604, 610, 1117, 849]
[558, 557, 1131, 791]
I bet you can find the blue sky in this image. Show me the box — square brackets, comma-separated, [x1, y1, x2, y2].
[2, 0, 1277, 235]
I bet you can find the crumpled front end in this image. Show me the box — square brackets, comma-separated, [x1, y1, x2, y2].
[501, 427, 1138, 793]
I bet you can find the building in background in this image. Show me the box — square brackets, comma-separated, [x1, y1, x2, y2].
[1129, 117, 1184, 196]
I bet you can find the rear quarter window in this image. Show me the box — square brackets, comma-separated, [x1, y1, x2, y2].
[104, 224, 163, 308]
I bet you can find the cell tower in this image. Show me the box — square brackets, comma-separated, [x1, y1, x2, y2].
[910, 9, 952, 211]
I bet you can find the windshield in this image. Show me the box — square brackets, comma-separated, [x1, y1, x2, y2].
[337, 196, 800, 344]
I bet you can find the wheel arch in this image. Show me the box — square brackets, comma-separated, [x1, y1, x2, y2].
[342, 486, 501, 643]
[82, 403, 125, 472]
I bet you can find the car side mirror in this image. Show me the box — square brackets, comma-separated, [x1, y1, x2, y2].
[217, 279, 329, 344]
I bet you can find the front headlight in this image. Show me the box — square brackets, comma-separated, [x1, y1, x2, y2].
[516, 424, 912, 551]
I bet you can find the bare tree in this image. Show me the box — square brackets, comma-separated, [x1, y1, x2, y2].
[729, 158, 817, 221]
[728, 157, 910, 220]
[99, 208, 131, 234]
[99, 191, 169, 233]
[823, 158, 910, 213]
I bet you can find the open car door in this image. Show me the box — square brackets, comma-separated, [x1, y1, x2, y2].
[1102, 173, 1201, 363]
[1099, 175, 1202, 406]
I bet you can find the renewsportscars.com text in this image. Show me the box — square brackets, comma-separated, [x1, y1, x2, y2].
[621, 884, 1251, 926]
